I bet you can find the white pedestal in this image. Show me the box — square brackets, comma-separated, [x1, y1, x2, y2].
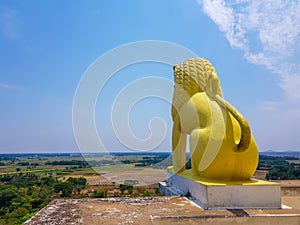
[160, 171, 281, 209]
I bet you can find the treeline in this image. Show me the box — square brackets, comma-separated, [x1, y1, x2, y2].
[45, 160, 89, 166]
[0, 174, 87, 225]
[0, 153, 81, 160]
[258, 155, 300, 180]
[1, 159, 91, 167]
[119, 155, 171, 168]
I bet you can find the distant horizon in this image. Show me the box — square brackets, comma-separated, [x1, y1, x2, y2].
[0, 149, 300, 155]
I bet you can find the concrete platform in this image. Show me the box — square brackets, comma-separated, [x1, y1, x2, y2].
[24, 197, 300, 225]
[160, 170, 281, 209]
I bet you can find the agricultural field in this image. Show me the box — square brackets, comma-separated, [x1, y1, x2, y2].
[256, 152, 300, 180]
[0, 152, 171, 187]
[0, 152, 170, 225]
[0, 151, 300, 225]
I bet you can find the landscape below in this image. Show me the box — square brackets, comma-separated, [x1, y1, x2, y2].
[0, 151, 299, 225]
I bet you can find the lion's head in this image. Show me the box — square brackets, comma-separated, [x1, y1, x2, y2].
[172, 58, 222, 120]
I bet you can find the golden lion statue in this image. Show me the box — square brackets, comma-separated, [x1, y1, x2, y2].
[171, 58, 258, 181]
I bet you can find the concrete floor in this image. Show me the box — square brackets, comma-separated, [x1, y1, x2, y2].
[24, 196, 300, 225]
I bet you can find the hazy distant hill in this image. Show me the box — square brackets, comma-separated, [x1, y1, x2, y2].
[260, 150, 300, 157]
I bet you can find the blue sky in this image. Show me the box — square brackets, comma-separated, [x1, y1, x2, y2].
[0, 0, 299, 153]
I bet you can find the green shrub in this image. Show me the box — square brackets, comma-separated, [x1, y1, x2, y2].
[93, 189, 107, 198]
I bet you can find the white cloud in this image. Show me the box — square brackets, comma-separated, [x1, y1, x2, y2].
[0, 83, 21, 90]
[198, 0, 300, 102]
[280, 75, 300, 103]
[0, 83, 12, 89]
[198, 0, 300, 150]
[200, 0, 248, 50]
[260, 101, 280, 111]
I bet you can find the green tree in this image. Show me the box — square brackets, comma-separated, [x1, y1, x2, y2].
[9, 207, 29, 219]
[54, 182, 73, 197]
[93, 189, 107, 198]
[0, 185, 18, 210]
[67, 177, 87, 186]
[142, 190, 151, 197]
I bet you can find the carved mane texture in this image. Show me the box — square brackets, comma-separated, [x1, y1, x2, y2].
[172, 58, 222, 121]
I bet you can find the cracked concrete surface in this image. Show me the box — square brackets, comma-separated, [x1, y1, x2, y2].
[24, 197, 300, 225]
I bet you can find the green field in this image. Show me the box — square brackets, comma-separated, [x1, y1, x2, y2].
[0, 152, 299, 225]
[0, 153, 169, 225]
